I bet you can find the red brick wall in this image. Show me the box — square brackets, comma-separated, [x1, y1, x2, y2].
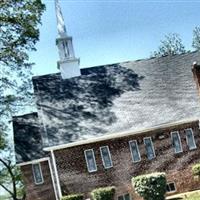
[54, 120, 200, 199]
[21, 160, 56, 200]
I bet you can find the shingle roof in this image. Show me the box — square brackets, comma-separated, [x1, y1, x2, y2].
[32, 51, 200, 148]
[13, 113, 47, 163]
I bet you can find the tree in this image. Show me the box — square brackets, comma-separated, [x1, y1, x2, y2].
[151, 33, 186, 57]
[132, 172, 167, 200]
[91, 187, 115, 200]
[192, 26, 200, 51]
[0, 156, 26, 200]
[0, 0, 45, 199]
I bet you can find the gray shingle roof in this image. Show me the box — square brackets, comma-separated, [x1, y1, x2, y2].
[32, 51, 200, 148]
[13, 113, 47, 163]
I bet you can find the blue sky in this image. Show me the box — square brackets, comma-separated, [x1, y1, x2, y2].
[30, 0, 200, 76]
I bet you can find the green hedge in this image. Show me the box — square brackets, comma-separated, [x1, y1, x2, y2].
[61, 194, 84, 200]
[192, 163, 200, 176]
[91, 186, 115, 200]
[132, 172, 166, 200]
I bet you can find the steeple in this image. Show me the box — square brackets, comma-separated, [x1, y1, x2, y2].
[55, 0, 80, 79]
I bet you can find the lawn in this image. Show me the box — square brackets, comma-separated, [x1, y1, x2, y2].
[167, 190, 200, 200]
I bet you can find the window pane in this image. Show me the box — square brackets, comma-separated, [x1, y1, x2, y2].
[185, 129, 196, 150]
[171, 132, 182, 153]
[124, 194, 130, 200]
[169, 183, 176, 191]
[166, 183, 176, 192]
[32, 163, 43, 184]
[144, 137, 155, 160]
[100, 146, 112, 168]
[85, 149, 97, 172]
[118, 196, 124, 200]
[129, 140, 140, 162]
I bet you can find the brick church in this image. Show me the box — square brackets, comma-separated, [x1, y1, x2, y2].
[13, 0, 200, 199]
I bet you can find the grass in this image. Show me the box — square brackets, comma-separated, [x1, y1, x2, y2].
[167, 190, 200, 200]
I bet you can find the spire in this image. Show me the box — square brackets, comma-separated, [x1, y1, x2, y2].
[54, 0, 80, 79]
[55, 0, 67, 37]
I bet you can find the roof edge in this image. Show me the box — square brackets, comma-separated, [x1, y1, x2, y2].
[12, 112, 38, 120]
[44, 118, 199, 152]
[16, 157, 49, 166]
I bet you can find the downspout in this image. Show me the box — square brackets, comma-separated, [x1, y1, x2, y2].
[50, 150, 62, 199]
[48, 158, 59, 200]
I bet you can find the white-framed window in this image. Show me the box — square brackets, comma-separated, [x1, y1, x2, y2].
[129, 140, 141, 162]
[118, 193, 131, 200]
[185, 128, 197, 150]
[84, 149, 97, 173]
[143, 137, 156, 160]
[32, 163, 44, 185]
[100, 146, 113, 169]
[171, 131, 183, 153]
[166, 182, 176, 193]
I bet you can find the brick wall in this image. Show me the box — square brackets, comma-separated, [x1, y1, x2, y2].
[54, 120, 200, 199]
[21, 160, 56, 200]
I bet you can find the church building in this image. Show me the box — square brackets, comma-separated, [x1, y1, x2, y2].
[13, 0, 200, 199]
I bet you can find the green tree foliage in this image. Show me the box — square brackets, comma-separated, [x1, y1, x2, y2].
[61, 194, 84, 200]
[0, 0, 45, 120]
[0, 0, 45, 199]
[192, 26, 200, 51]
[192, 163, 200, 176]
[91, 186, 115, 200]
[151, 33, 186, 57]
[0, 156, 26, 200]
[132, 172, 167, 200]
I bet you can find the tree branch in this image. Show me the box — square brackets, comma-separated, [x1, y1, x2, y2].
[0, 158, 17, 199]
[0, 182, 14, 198]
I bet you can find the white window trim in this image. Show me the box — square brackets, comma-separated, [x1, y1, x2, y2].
[32, 162, 44, 185]
[171, 131, 183, 154]
[100, 146, 113, 169]
[166, 182, 176, 193]
[129, 140, 141, 163]
[185, 128, 197, 150]
[143, 137, 156, 159]
[84, 149, 97, 173]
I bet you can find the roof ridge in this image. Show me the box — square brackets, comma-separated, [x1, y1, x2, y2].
[32, 50, 198, 80]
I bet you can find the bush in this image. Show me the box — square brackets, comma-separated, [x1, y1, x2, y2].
[192, 163, 200, 176]
[91, 186, 115, 200]
[132, 172, 166, 200]
[61, 194, 84, 200]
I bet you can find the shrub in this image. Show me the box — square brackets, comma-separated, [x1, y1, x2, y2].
[132, 172, 166, 200]
[192, 163, 200, 176]
[91, 186, 115, 200]
[61, 194, 84, 200]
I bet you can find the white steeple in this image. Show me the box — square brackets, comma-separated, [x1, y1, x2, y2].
[55, 0, 80, 79]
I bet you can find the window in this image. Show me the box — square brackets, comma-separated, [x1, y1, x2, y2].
[144, 137, 155, 160]
[100, 146, 113, 169]
[84, 149, 97, 172]
[129, 140, 141, 162]
[166, 182, 176, 193]
[185, 128, 197, 150]
[118, 193, 131, 200]
[32, 163, 43, 185]
[171, 131, 183, 153]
